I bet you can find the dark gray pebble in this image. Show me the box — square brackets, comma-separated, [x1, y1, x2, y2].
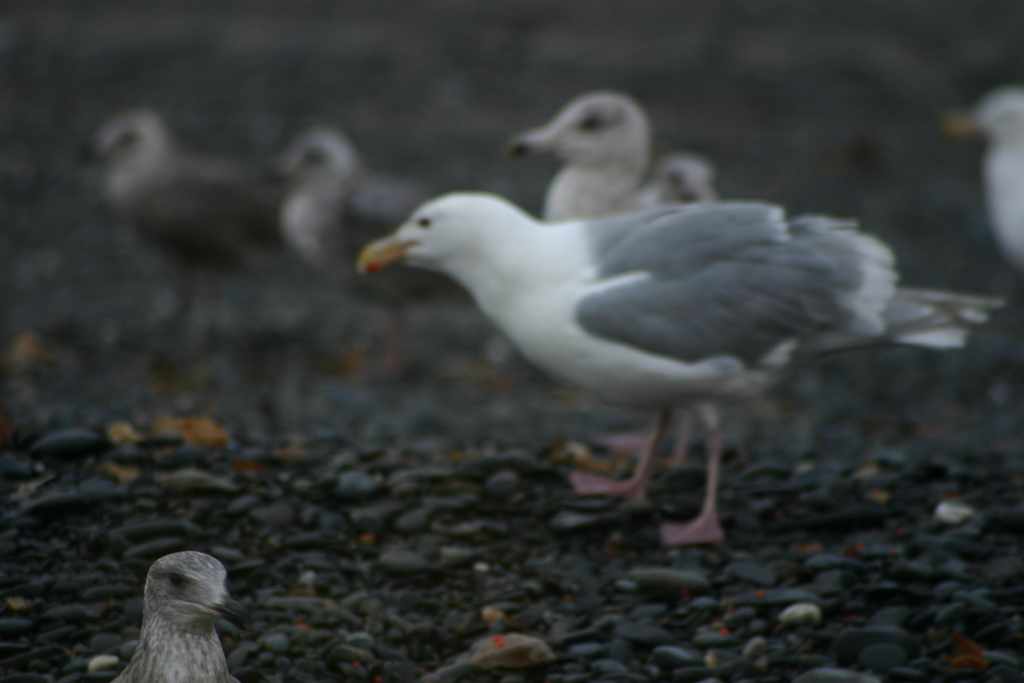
[734, 588, 821, 607]
[614, 621, 674, 645]
[0, 453, 36, 479]
[484, 469, 520, 498]
[110, 518, 200, 543]
[627, 567, 710, 593]
[671, 666, 714, 682]
[348, 500, 404, 531]
[0, 617, 34, 636]
[651, 645, 702, 667]
[88, 632, 121, 653]
[335, 471, 380, 500]
[122, 537, 187, 560]
[886, 666, 927, 681]
[726, 559, 777, 586]
[567, 642, 605, 658]
[833, 626, 919, 666]
[30, 428, 109, 458]
[858, 641, 908, 672]
[549, 510, 616, 532]
[378, 548, 431, 575]
[249, 500, 294, 527]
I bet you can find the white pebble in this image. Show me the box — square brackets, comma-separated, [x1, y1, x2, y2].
[87, 654, 120, 673]
[778, 602, 822, 626]
[935, 500, 975, 525]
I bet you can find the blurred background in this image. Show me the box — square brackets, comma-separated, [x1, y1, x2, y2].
[3, 0, 1023, 445]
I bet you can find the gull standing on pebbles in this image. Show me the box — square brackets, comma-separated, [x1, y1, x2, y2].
[506, 91, 714, 219]
[946, 86, 1024, 274]
[358, 193, 1002, 544]
[90, 109, 281, 268]
[277, 125, 451, 372]
[112, 551, 244, 683]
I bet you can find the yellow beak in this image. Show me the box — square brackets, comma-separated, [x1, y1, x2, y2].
[356, 237, 417, 274]
[942, 111, 979, 138]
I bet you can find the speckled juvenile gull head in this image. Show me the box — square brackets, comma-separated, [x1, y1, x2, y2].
[358, 192, 1002, 544]
[112, 551, 244, 683]
[647, 152, 719, 203]
[90, 109, 281, 268]
[507, 91, 652, 220]
[947, 86, 1024, 272]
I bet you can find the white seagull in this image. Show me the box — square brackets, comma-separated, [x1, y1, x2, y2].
[112, 551, 245, 683]
[507, 90, 715, 220]
[947, 86, 1024, 274]
[357, 193, 1002, 545]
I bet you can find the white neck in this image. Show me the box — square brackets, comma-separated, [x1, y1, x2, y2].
[544, 162, 648, 221]
[984, 144, 1024, 270]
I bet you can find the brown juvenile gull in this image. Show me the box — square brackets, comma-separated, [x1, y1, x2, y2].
[946, 86, 1024, 274]
[277, 125, 453, 371]
[506, 90, 714, 219]
[112, 551, 244, 683]
[90, 108, 281, 268]
[357, 193, 1002, 544]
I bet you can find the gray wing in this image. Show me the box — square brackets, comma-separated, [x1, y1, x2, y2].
[576, 203, 869, 365]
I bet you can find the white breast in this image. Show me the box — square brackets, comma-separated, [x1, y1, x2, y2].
[985, 147, 1024, 271]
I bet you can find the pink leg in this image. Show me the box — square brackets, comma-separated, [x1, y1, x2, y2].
[668, 410, 693, 468]
[569, 409, 671, 501]
[660, 405, 725, 545]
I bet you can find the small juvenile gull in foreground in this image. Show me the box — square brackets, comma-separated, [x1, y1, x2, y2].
[90, 108, 281, 268]
[358, 193, 1002, 544]
[506, 90, 714, 219]
[946, 86, 1024, 273]
[112, 551, 244, 683]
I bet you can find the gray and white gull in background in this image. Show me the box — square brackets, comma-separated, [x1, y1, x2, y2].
[112, 551, 244, 683]
[947, 86, 1024, 275]
[278, 125, 452, 372]
[90, 108, 282, 269]
[358, 193, 1002, 545]
[506, 90, 716, 219]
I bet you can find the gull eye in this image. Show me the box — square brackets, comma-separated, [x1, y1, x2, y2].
[167, 572, 189, 589]
[417, 217, 432, 228]
[578, 113, 604, 132]
[301, 147, 327, 166]
[116, 129, 140, 150]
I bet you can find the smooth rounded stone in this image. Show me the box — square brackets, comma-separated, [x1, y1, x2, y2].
[249, 500, 294, 527]
[858, 641, 908, 672]
[326, 641, 375, 665]
[484, 469, 520, 498]
[438, 545, 480, 568]
[725, 560, 776, 587]
[335, 471, 380, 500]
[934, 499, 975, 525]
[30, 428, 109, 458]
[0, 618, 34, 636]
[587, 658, 627, 675]
[742, 636, 767, 659]
[886, 666, 927, 681]
[567, 642, 606, 658]
[792, 668, 880, 683]
[394, 506, 435, 533]
[687, 597, 719, 612]
[122, 537, 187, 560]
[378, 548, 432, 575]
[41, 604, 95, 622]
[156, 467, 239, 494]
[259, 632, 290, 653]
[627, 567, 710, 593]
[0, 453, 36, 479]
[226, 495, 261, 516]
[735, 588, 822, 607]
[779, 603, 823, 626]
[671, 666, 714, 682]
[118, 640, 138, 660]
[869, 606, 910, 627]
[804, 555, 866, 572]
[833, 626, 919, 666]
[614, 621, 673, 645]
[88, 632, 121, 654]
[651, 645, 702, 668]
[985, 651, 1021, 669]
[348, 500, 404, 531]
[549, 510, 615, 532]
[24, 480, 127, 515]
[110, 518, 200, 543]
[86, 654, 119, 673]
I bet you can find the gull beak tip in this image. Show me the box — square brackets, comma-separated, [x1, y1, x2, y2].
[942, 111, 979, 138]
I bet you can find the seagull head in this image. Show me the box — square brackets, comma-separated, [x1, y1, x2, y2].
[90, 108, 173, 167]
[945, 86, 1024, 145]
[506, 91, 651, 170]
[356, 192, 533, 276]
[277, 125, 363, 186]
[143, 551, 245, 631]
[653, 153, 718, 203]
